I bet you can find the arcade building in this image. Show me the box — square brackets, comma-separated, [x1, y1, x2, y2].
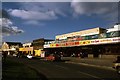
[44, 24, 120, 58]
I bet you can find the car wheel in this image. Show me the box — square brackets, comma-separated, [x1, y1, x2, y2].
[117, 67, 120, 74]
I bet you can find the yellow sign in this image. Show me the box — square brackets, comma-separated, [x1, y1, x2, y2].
[79, 40, 91, 45]
[50, 44, 56, 47]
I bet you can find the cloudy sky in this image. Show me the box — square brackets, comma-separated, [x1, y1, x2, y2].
[1, 1, 119, 42]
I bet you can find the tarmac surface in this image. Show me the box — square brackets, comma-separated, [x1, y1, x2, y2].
[62, 57, 115, 70]
[2, 56, 120, 80]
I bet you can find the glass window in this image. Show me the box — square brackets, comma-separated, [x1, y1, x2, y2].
[110, 31, 119, 37]
[91, 34, 99, 39]
[99, 33, 107, 38]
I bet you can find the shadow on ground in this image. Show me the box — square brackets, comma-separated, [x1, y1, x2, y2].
[2, 58, 48, 80]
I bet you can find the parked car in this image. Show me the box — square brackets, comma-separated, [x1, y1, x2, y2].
[13, 54, 17, 57]
[113, 56, 120, 74]
[45, 54, 61, 61]
[113, 62, 120, 74]
[27, 54, 33, 59]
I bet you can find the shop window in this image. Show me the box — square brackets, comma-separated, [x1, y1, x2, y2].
[92, 34, 98, 39]
[99, 33, 107, 38]
[110, 31, 120, 37]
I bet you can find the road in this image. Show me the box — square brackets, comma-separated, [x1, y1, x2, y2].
[6, 57, 120, 80]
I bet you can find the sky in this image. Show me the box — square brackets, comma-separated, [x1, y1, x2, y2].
[1, 1, 119, 43]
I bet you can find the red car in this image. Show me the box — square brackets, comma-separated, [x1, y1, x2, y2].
[45, 54, 61, 61]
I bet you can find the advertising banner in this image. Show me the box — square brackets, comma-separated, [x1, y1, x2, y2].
[91, 37, 120, 44]
[44, 37, 120, 48]
[19, 47, 33, 51]
[50, 44, 56, 47]
[79, 40, 91, 45]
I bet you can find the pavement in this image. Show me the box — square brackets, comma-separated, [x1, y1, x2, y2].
[62, 57, 116, 70]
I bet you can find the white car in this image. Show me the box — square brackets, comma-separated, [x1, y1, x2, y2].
[113, 56, 120, 74]
[13, 54, 17, 57]
[113, 63, 120, 74]
[27, 55, 33, 59]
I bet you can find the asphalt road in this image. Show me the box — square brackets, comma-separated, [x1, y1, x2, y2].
[6, 57, 120, 80]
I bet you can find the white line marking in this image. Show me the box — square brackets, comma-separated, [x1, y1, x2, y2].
[55, 65, 69, 70]
[77, 71, 105, 80]
[54, 64, 104, 80]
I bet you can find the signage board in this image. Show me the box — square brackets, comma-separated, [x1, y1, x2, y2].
[44, 37, 120, 48]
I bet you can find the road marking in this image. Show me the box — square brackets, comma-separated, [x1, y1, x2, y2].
[54, 65, 69, 70]
[66, 61, 114, 71]
[39, 61, 69, 70]
[77, 71, 105, 80]
[53, 64, 105, 80]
